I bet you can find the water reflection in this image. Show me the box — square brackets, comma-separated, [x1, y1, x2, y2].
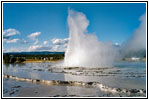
[4, 63, 10, 69]
[3, 62, 146, 92]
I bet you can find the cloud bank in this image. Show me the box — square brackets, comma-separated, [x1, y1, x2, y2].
[4, 48, 24, 53]
[28, 45, 52, 52]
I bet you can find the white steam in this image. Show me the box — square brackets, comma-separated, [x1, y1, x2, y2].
[64, 9, 119, 67]
[121, 14, 146, 56]
[56, 9, 146, 68]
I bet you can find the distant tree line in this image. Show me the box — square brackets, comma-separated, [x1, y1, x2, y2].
[3, 53, 26, 63]
[3, 53, 64, 64]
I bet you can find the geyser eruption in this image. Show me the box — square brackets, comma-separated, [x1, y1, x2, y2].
[64, 9, 118, 67]
[62, 9, 146, 68]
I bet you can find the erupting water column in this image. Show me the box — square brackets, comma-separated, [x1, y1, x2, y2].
[64, 9, 118, 68]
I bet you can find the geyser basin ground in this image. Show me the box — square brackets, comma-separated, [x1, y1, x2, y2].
[3, 62, 146, 97]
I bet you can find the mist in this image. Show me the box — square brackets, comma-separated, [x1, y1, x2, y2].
[120, 14, 146, 58]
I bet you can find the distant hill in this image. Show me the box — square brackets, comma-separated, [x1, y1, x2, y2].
[123, 49, 146, 58]
[3, 51, 65, 55]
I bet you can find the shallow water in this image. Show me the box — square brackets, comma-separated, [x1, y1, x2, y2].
[3, 61, 146, 97]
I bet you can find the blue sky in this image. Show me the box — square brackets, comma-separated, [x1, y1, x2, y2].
[3, 3, 146, 52]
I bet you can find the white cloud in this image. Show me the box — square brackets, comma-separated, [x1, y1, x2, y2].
[5, 38, 20, 43]
[3, 28, 20, 37]
[28, 32, 41, 44]
[28, 44, 65, 52]
[51, 38, 69, 45]
[28, 32, 41, 39]
[50, 38, 69, 52]
[27, 44, 66, 52]
[43, 41, 48, 45]
[3, 29, 21, 44]
[28, 45, 52, 52]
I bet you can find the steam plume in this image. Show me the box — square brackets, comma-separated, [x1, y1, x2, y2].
[64, 9, 118, 67]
